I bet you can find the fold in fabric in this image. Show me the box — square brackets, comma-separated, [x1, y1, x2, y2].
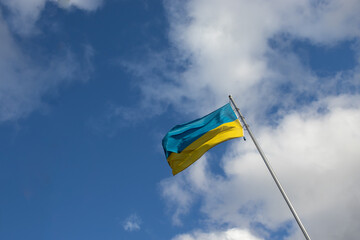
[162, 103, 243, 175]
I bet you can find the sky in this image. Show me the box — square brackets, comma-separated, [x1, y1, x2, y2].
[0, 0, 360, 239]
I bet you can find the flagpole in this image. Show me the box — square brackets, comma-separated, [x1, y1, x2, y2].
[228, 95, 311, 240]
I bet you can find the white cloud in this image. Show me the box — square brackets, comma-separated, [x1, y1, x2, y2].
[152, 2, 360, 239]
[123, 213, 142, 232]
[172, 228, 263, 240]
[161, 95, 360, 239]
[0, 0, 103, 35]
[160, 158, 205, 225]
[0, 11, 93, 122]
[56, 0, 103, 11]
[125, 0, 360, 121]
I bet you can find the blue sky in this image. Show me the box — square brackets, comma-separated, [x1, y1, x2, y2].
[1, 0, 360, 240]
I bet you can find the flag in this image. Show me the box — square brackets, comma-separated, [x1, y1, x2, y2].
[162, 103, 244, 175]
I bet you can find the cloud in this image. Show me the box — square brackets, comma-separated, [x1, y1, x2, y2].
[0, 0, 103, 35]
[160, 163, 200, 225]
[56, 0, 103, 11]
[161, 95, 360, 239]
[123, 213, 142, 232]
[172, 228, 263, 240]
[147, 1, 360, 239]
[123, 0, 360, 122]
[0, 10, 94, 122]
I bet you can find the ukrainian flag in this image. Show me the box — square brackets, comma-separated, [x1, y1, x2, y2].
[162, 103, 244, 175]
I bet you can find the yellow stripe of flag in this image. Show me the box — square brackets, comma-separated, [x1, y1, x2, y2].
[167, 119, 243, 175]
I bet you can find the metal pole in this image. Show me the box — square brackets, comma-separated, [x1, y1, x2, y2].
[228, 95, 312, 240]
